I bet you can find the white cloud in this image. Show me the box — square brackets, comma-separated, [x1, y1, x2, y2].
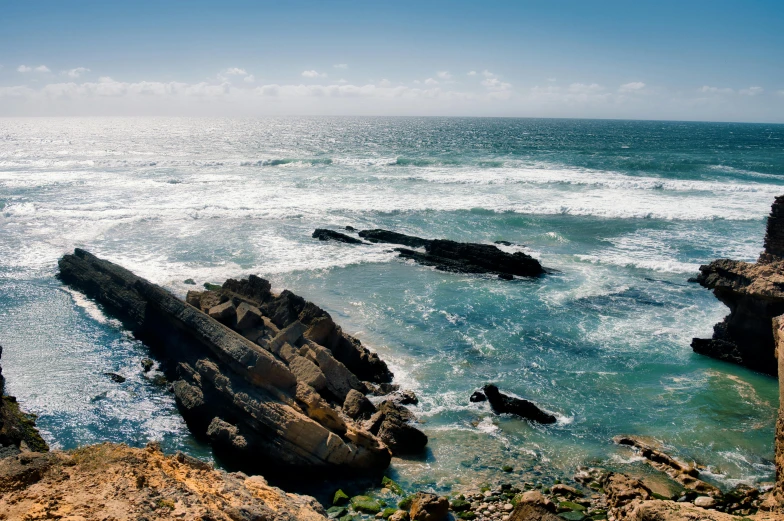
[302, 70, 327, 78]
[619, 82, 646, 93]
[244, 74, 255, 83]
[467, 71, 476, 76]
[34, 65, 50, 72]
[481, 77, 511, 91]
[740, 86, 763, 96]
[569, 83, 604, 93]
[378, 79, 392, 87]
[436, 71, 452, 80]
[19, 64, 51, 73]
[424, 78, 439, 86]
[17, 65, 32, 72]
[65, 67, 90, 78]
[333, 64, 348, 69]
[224, 67, 248, 76]
[482, 70, 496, 78]
[337, 78, 347, 84]
[700, 85, 734, 94]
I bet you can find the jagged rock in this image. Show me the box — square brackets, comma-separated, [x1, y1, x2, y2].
[605, 473, 653, 511]
[356, 229, 544, 278]
[366, 401, 428, 455]
[0, 443, 327, 520]
[57, 249, 393, 476]
[235, 302, 263, 329]
[206, 417, 248, 451]
[104, 372, 125, 383]
[692, 196, 784, 375]
[343, 389, 377, 420]
[0, 451, 54, 491]
[288, 355, 328, 391]
[409, 492, 449, 521]
[620, 499, 739, 520]
[313, 229, 364, 244]
[389, 390, 418, 405]
[140, 357, 154, 372]
[482, 384, 556, 424]
[768, 316, 784, 510]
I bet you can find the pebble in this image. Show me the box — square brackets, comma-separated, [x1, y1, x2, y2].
[502, 503, 513, 512]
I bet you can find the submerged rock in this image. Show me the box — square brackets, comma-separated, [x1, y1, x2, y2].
[355, 229, 546, 279]
[482, 384, 556, 424]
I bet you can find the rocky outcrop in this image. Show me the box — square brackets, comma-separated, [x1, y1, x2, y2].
[409, 492, 449, 521]
[692, 196, 784, 375]
[767, 316, 784, 511]
[318, 228, 545, 279]
[57, 249, 425, 477]
[479, 384, 556, 424]
[0, 345, 48, 455]
[0, 442, 327, 521]
[312, 228, 364, 244]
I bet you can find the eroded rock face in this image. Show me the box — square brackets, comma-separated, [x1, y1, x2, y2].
[0, 443, 327, 521]
[409, 492, 449, 521]
[57, 249, 418, 477]
[769, 316, 784, 511]
[692, 196, 784, 375]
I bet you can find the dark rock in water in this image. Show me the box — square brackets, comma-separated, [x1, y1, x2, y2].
[366, 401, 428, 454]
[482, 385, 556, 424]
[104, 372, 126, 383]
[183, 278, 196, 285]
[345, 226, 357, 232]
[313, 228, 364, 244]
[390, 389, 418, 405]
[141, 358, 154, 372]
[469, 391, 487, 403]
[494, 240, 513, 246]
[355, 229, 544, 278]
[359, 229, 432, 249]
[57, 249, 394, 477]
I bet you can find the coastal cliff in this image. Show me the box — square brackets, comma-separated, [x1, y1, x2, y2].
[0, 345, 48, 456]
[57, 249, 426, 478]
[691, 195, 784, 375]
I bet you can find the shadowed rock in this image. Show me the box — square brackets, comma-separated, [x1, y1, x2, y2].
[482, 384, 556, 424]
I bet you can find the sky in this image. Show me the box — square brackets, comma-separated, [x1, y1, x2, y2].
[1, 0, 783, 121]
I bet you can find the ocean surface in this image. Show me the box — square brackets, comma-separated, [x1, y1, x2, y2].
[1, 117, 783, 494]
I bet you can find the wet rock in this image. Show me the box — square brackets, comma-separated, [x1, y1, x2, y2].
[469, 391, 486, 403]
[356, 229, 545, 278]
[313, 228, 364, 244]
[343, 389, 377, 420]
[366, 401, 428, 455]
[184, 278, 197, 285]
[140, 357, 154, 372]
[409, 492, 449, 521]
[482, 384, 556, 424]
[551, 484, 582, 498]
[104, 372, 126, 383]
[390, 390, 419, 405]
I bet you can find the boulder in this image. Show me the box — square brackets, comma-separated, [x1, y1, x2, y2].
[507, 503, 561, 521]
[517, 490, 555, 512]
[469, 391, 486, 403]
[235, 302, 263, 329]
[313, 229, 364, 244]
[343, 389, 377, 420]
[208, 301, 236, 322]
[409, 492, 449, 521]
[366, 401, 427, 455]
[482, 384, 556, 424]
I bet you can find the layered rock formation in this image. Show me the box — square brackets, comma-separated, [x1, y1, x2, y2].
[58, 249, 426, 478]
[0, 345, 48, 456]
[313, 227, 545, 279]
[0, 442, 327, 521]
[692, 196, 784, 375]
[472, 384, 556, 424]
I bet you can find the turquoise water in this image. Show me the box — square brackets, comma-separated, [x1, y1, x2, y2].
[1, 117, 783, 492]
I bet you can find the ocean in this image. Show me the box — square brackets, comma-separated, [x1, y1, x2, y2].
[1, 117, 782, 493]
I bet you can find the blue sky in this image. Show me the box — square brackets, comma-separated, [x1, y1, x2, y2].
[1, 0, 783, 121]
